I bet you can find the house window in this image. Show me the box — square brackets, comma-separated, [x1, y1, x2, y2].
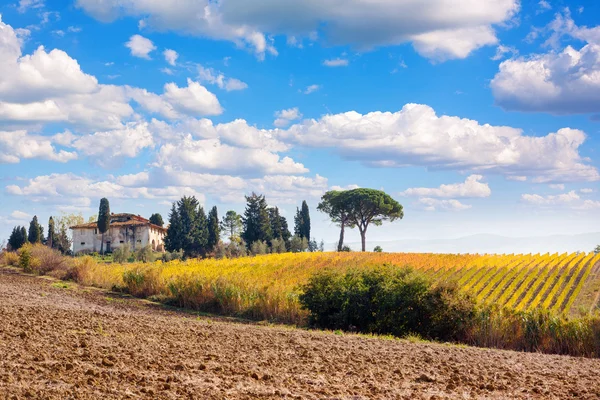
[80, 242, 85, 245]
[137, 239, 142, 243]
[120, 241, 124, 244]
[94, 228, 97, 234]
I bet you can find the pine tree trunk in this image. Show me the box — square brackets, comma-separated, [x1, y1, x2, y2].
[360, 227, 366, 252]
[100, 232, 104, 255]
[337, 222, 345, 252]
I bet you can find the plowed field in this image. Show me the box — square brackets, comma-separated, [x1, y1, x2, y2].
[1, 268, 600, 399]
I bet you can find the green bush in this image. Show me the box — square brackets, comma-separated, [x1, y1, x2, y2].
[299, 266, 477, 341]
[113, 244, 131, 263]
[18, 245, 32, 272]
[135, 245, 153, 263]
[161, 250, 184, 262]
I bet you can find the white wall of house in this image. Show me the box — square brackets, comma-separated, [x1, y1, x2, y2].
[72, 225, 165, 254]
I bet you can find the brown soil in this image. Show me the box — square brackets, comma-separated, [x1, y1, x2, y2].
[1, 268, 600, 399]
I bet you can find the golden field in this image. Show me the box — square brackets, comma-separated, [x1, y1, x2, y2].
[74, 251, 600, 323]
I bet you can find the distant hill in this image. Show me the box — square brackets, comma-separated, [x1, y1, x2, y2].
[338, 232, 600, 254]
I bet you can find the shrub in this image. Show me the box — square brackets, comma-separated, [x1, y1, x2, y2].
[1, 251, 19, 266]
[373, 246, 383, 253]
[18, 244, 36, 273]
[135, 245, 153, 263]
[270, 238, 287, 254]
[161, 250, 184, 263]
[113, 244, 131, 263]
[30, 244, 73, 277]
[299, 266, 477, 342]
[250, 240, 268, 255]
[225, 240, 247, 258]
[123, 266, 161, 298]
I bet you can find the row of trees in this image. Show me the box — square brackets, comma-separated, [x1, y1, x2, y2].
[164, 196, 221, 257]
[7, 215, 75, 254]
[164, 193, 319, 258]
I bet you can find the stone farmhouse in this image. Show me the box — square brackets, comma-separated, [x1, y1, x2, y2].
[70, 213, 167, 254]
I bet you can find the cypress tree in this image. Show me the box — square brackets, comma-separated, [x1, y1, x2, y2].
[207, 206, 220, 252]
[195, 206, 209, 256]
[28, 216, 42, 244]
[20, 226, 28, 245]
[98, 198, 111, 254]
[300, 200, 310, 240]
[8, 226, 27, 250]
[47, 216, 55, 248]
[165, 203, 182, 252]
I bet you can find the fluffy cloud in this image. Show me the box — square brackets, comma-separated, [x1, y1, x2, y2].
[163, 79, 223, 116]
[401, 175, 491, 198]
[0, 19, 97, 103]
[416, 198, 472, 212]
[323, 58, 348, 67]
[163, 49, 178, 65]
[278, 104, 599, 183]
[196, 65, 248, 91]
[75, 0, 276, 59]
[70, 122, 154, 167]
[521, 190, 600, 209]
[6, 173, 206, 205]
[125, 34, 156, 59]
[491, 11, 600, 113]
[134, 166, 328, 204]
[273, 107, 302, 128]
[155, 136, 306, 176]
[0, 130, 77, 164]
[0, 17, 135, 131]
[411, 26, 498, 62]
[76, 0, 518, 61]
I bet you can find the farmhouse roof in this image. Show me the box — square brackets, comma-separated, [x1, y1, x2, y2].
[70, 213, 167, 232]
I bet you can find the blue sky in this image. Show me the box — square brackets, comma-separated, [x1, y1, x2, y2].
[0, 0, 599, 249]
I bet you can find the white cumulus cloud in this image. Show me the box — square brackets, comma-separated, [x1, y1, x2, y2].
[401, 175, 491, 198]
[278, 104, 599, 183]
[273, 107, 302, 128]
[125, 34, 156, 59]
[163, 49, 178, 65]
[491, 11, 600, 114]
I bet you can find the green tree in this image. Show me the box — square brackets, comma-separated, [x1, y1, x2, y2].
[149, 213, 164, 227]
[20, 226, 28, 246]
[165, 203, 182, 252]
[28, 216, 43, 244]
[334, 188, 403, 252]
[289, 235, 308, 253]
[242, 193, 272, 247]
[194, 205, 209, 256]
[47, 216, 55, 248]
[221, 210, 242, 241]
[294, 201, 311, 240]
[317, 190, 356, 251]
[207, 206, 220, 252]
[595, 245, 600, 255]
[8, 226, 27, 250]
[98, 198, 111, 255]
[165, 196, 209, 257]
[374, 245, 383, 253]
